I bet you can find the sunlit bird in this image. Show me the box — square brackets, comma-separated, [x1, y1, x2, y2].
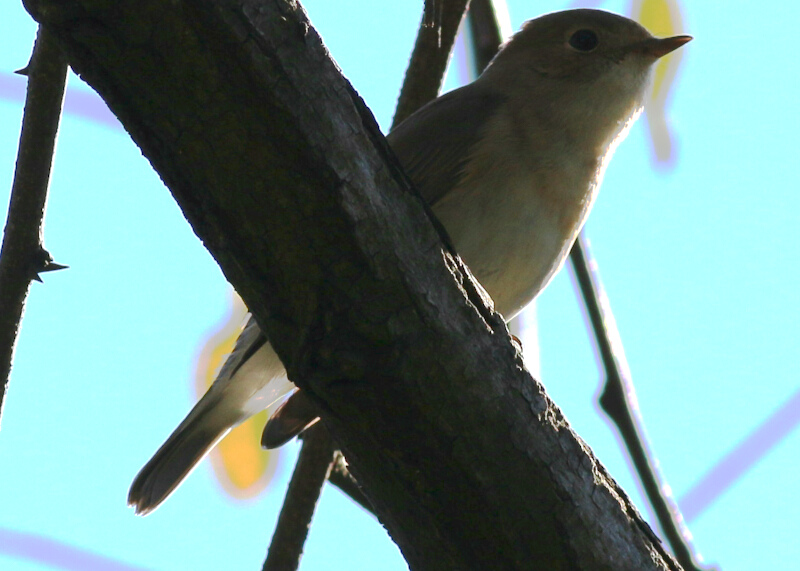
[129, 8, 691, 515]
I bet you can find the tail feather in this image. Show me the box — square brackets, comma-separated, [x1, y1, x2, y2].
[128, 399, 235, 515]
[129, 316, 294, 514]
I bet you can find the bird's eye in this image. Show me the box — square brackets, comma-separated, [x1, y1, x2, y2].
[568, 29, 599, 52]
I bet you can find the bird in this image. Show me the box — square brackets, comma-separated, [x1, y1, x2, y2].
[128, 8, 691, 515]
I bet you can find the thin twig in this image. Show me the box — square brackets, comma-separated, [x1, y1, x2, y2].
[262, 424, 335, 571]
[466, 0, 504, 75]
[391, 0, 471, 129]
[0, 27, 68, 427]
[570, 237, 715, 571]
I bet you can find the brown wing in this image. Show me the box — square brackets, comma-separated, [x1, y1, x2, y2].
[387, 82, 502, 207]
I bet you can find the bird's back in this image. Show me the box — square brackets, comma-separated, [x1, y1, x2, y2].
[389, 78, 603, 319]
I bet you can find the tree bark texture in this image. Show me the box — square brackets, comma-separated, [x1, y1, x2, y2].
[22, 1, 681, 569]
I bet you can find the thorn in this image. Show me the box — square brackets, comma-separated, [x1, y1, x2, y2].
[14, 65, 29, 76]
[30, 249, 68, 282]
[33, 261, 69, 282]
[40, 261, 69, 273]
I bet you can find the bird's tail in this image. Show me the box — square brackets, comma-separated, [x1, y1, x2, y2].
[129, 316, 293, 514]
[127, 392, 238, 515]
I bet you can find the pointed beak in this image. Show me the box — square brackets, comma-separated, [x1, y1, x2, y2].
[634, 35, 693, 59]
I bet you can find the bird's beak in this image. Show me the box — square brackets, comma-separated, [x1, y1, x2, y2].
[633, 35, 693, 59]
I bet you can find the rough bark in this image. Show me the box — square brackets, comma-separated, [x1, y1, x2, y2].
[21, 0, 681, 569]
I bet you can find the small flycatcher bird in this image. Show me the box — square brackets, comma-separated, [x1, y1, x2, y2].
[129, 9, 691, 514]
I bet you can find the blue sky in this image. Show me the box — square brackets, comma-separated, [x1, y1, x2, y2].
[1, 1, 798, 569]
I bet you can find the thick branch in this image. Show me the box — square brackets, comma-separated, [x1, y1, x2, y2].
[0, 27, 67, 424]
[321, 0, 470, 520]
[22, 1, 680, 569]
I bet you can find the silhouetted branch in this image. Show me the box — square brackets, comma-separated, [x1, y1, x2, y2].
[570, 237, 715, 571]
[0, 26, 67, 426]
[466, 0, 505, 75]
[391, 0, 470, 129]
[263, 424, 335, 571]
[267, 0, 471, 550]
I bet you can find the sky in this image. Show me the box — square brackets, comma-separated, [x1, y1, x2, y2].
[1, 1, 798, 570]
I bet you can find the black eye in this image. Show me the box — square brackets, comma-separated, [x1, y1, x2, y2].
[569, 29, 599, 52]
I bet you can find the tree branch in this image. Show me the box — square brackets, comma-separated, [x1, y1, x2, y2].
[21, 1, 681, 568]
[570, 237, 714, 571]
[392, 0, 470, 129]
[323, 0, 469, 524]
[466, 0, 505, 75]
[263, 424, 335, 571]
[0, 26, 67, 426]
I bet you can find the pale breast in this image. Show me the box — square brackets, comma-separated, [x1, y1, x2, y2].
[432, 158, 598, 320]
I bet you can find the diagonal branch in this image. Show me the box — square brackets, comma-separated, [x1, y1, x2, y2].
[570, 238, 715, 571]
[262, 425, 335, 571]
[466, 0, 506, 75]
[0, 26, 67, 426]
[391, 0, 470, 129]
[328, 452, 374, 515]
[268, 0, 470, 552]
[326, 0, 470, 521]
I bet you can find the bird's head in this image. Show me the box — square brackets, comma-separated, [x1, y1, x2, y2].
[482, 9, 691, 153]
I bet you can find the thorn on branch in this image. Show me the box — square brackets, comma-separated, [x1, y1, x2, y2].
[30, 248, 68, 282]
[0, 25, 67, 426]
